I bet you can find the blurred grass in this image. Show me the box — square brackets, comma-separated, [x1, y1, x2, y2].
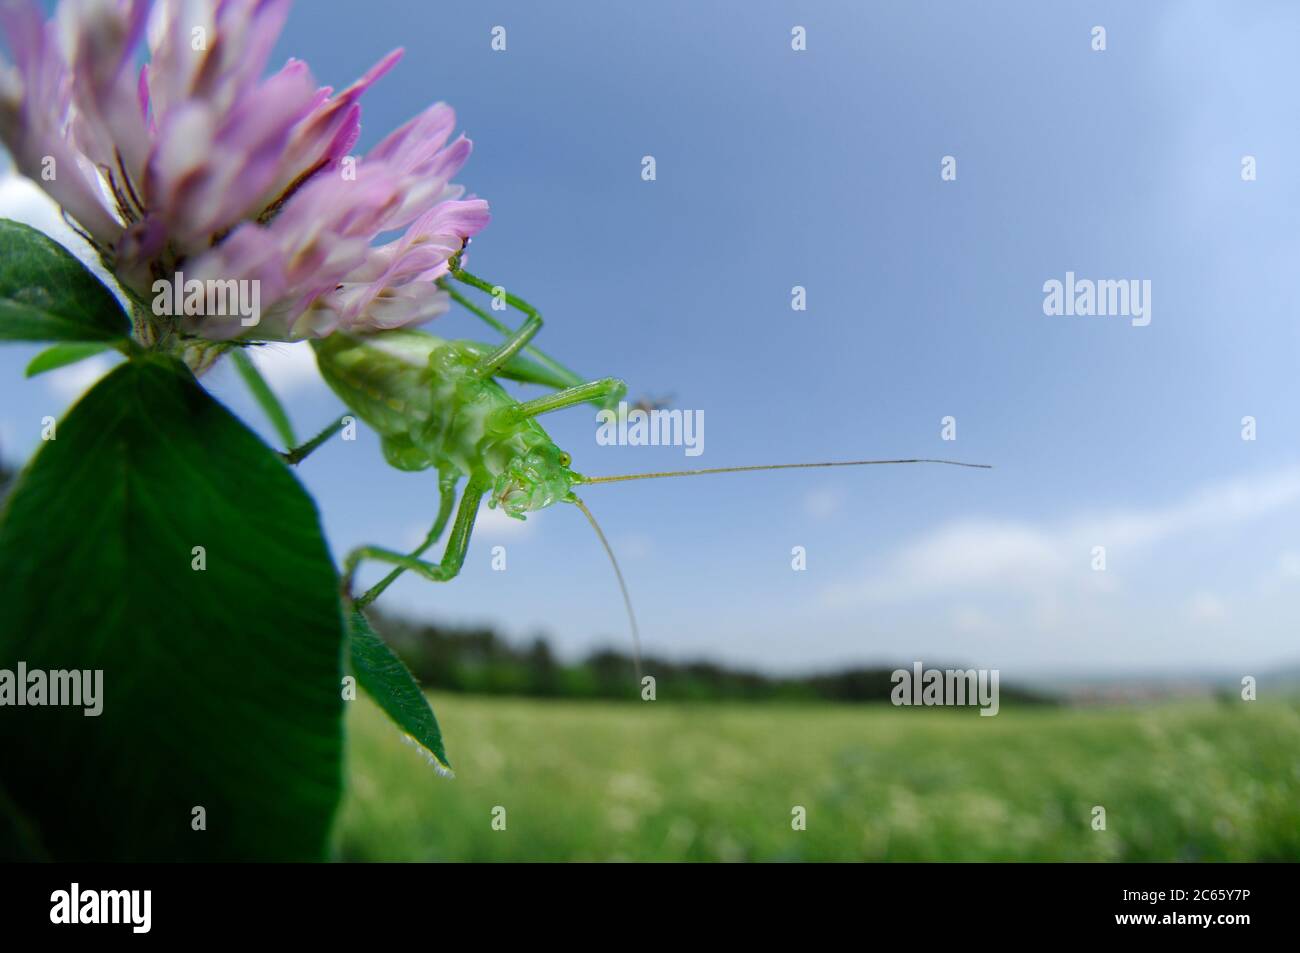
[336, 695, 1300, 861]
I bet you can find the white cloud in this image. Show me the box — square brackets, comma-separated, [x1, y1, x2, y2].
[0, 173, 85, 249]
[404, 499, 536, 549]
[0, 173, 123, 301]
[950, 605, 995, 635]
[1256, 550, 1300, 594]
[477, 502, 537, 538]
[43, 354, 117, 402]
[822, 465, 1300, 608]
[247, 341, 325, 398]
[617, 533, 653, 560]
[803, 486, 845, 520]
[1185, 592, 1227, 625]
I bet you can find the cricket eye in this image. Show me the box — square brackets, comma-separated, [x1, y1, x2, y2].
[559, 452, 571, 467]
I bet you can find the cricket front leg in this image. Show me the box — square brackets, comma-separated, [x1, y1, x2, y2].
[438, 276, 586, 391]
[344, 474, 489, 609]
[449, 264, 619, 411]
[498, 377, 627, 424]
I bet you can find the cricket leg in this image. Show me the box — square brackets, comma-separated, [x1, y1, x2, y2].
[498, 377, 627, 425]
[452, 267, 618, 410]
[439, 277, 586, 390]
[452, 263, 624, 408]
[353, 469, 460, 607]
[345, 474, 490, 609]
[282, 414, 349, 465]
[462, 283, 542, 378]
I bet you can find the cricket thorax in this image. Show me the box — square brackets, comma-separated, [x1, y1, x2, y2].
[423, 347, 581, 518]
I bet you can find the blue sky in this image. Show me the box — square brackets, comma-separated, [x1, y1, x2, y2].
[3, 1, 1299, 677]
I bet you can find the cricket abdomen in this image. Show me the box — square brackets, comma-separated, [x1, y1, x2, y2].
[312, 331, 447, 449]
[311, 331, 556, 481]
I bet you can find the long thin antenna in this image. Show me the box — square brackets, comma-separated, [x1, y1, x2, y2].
[572, 496, 643, 685]
[580, 457, 992, 486]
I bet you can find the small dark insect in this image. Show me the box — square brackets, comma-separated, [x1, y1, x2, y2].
[628, 393, 675, 413]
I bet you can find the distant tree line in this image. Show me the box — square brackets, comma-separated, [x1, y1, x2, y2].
[367, 612, 1056, 705]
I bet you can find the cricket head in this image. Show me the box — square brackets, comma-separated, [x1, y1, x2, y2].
[490, 444, 581, 519]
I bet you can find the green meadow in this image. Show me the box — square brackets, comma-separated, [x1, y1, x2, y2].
[337, 695, 1300, 862]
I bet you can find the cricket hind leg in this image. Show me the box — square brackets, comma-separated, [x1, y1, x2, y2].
[353, 468, 460, 607]
[346, 475, 490, 609]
